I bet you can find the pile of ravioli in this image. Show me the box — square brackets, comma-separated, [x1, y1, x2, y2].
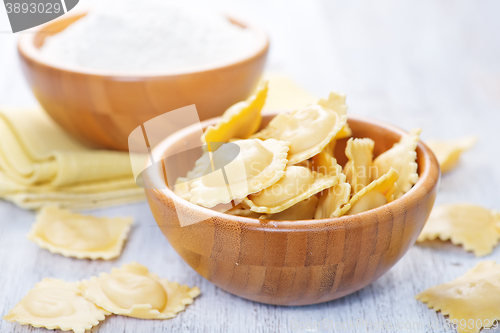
[3, 262, 200, 333]
[174, 82, 421, 220]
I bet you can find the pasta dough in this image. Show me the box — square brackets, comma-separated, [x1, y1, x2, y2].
[373, 128, 421, 199]
[190, 139, 289, 207]
[416, 261, 500, 333]
[426, 136, 477, 174]
[202, 81, 268, 145]
[417, 204, 500, 257]
[244, 166, 338, 214]
[80, 262, 200, 319]
[3, 279, 109, 333]
[28, 206, 133, 260]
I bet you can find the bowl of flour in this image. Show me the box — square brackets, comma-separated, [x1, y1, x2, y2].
[18, 0, 269, 151]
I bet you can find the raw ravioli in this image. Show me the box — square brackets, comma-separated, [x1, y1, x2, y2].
[190, 139, 289, 207]
[202, 81, 268, 145]
[416, 261, 500, 333]
[80, 262, 200, 319]
[417, 204, 500, 257]
[373, 128, 421, 199]
[244, 166, 337, 214]
[334, 168, 399, 217]
[28, 206, 133, 260]
[426, 136, 477, 174]
[3, 279, 109, 333]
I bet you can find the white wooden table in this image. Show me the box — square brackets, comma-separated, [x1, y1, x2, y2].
[1, 1, 500, 332]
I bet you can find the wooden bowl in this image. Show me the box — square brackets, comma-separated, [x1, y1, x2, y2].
[144, 114, 440, 306]
[17, 13, 269, 151]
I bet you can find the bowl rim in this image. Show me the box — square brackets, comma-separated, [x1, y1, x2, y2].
[17, 11, 270, 78]
[145, 113, 440, 230]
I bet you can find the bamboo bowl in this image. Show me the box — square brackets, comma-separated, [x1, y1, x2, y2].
[144, 114, 440, 306]
[17, 13, 269, 151]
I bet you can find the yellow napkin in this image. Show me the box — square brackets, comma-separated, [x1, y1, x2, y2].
[0, 108, 146, 210]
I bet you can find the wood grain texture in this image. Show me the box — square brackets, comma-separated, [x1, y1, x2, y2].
[144, 114, 440, 306]
[2, 0, 500, 332]
[17, 13, 269, 151]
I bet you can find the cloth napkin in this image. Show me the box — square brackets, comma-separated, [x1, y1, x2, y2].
[0, 108, 146, 210]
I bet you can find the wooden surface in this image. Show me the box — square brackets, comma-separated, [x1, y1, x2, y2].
[145, 114, 439, 306]
[1, 0, 500, 332]
[17, 12, 268, 151]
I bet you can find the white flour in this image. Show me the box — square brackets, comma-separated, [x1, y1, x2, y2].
[41, 0, 257, 73]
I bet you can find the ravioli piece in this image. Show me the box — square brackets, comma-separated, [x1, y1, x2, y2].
[251, 105, 347, 165]
[426, 136, 477, 174]
[311, 140, 339, 177]
[80, 262, 200, 319]
[225, 202, 262, 219]
[3, 279, 109, 333]
[202, 81, 268, 144]
[174, 152, 212, 200]
[244, 166, 338, 214]
[416, 261, 500, 333]
[173, 177, 191, 200]
[28, 206, 133, 260]
[312, 151, 351, 219]
[317, 91, 352, 139]
[344, 138, 375, 194]
[260, 196, 318, 221]
[314, 160, 351, 219]
[190, 139, 289, 208]
[373, 128, 421, 199]
[334, 168, 399, 217]
[417, 204, 500, 257]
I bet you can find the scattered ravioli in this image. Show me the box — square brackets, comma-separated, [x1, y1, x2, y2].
[28, 206, 133, 260]
[334, 168, 399, 217]
[426, 136, 477, 174]
[3, 279, 109, 333]
[373, 128, 421, 199]
[202, 81, 268, 145]
[244, 166, 338, 214]
[417, 204, 500, 257]
[260, 196, 319, 221]
[416, 261, 500, 333]
[80, 262, 200, 319]
[317, 91, 352, 139]
[190, 139, 289, 208]
[251, 104, 347, 165]
[344, 138, 375, 194]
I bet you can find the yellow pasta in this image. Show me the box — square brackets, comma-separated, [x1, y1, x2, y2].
[426, 136, 477, 174]
[416, 261, 500, 333]
[244, 166, 338, 214]
[190, 139, 289, 207]
[28, 206, 133, 260]
[80, 262, 200, 319]
[3, 279, 109, 333]
[417, 204, 500, 257]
